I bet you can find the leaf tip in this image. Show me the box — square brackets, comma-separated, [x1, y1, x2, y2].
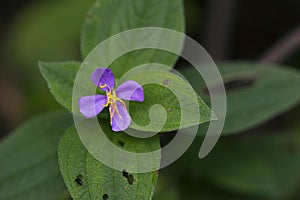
[210, 111, 218, 121]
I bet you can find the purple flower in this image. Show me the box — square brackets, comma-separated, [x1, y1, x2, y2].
[78, 68, 144, 132]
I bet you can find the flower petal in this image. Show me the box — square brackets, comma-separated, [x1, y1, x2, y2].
[111, 102, 131, 132]
[116, 80, 144, 102]
[78, 95, 107, 118]
[90, 68, 114, 91]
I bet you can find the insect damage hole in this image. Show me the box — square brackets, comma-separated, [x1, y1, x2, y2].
[127, 174, 134, 185]
[224, 75, 257, 90]
[75, 174, 83, 186]
[102, 194, 109, 200]
[122, 169, 129, 178]
[118, 140, 125, 147]
[163, 79, 169, 85]
[122, 169, 135, 185]
[203, 75, 258, 94]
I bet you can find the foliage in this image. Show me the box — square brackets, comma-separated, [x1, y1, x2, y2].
[1, 0, 300, 199]
[0, 111, 73, 200]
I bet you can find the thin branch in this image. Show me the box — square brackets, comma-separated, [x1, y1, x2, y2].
[260, 25, 300, 64]
[203, 0, 237, 61]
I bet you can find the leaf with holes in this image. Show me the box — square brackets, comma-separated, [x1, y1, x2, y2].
[81, 0, 185, 78]
[58, 125, 160, 200]
[0, 111, 73, 200]
[180, 62, 300, 135]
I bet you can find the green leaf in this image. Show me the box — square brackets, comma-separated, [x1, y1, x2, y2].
[171, 124, 300, 199]
[203, 129, 300, 199]
[81, 0, 185, 77]
[180, 62, 300, 135]
[39, 61, 213, 132]
[126, 70, 214, 132]
[0, 111, 73, 200]
[39, 61, 81, 112]
[58, 125, 160, 200]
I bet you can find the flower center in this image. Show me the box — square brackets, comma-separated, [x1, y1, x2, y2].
[106, 90, 120, 104]
[103, 89, 126, 125]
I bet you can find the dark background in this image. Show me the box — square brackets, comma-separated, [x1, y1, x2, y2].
[0, 0, 299, 136]
[0, 0, 300, 199]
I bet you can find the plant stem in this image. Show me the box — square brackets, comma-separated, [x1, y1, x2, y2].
[260, 25, 300, 64]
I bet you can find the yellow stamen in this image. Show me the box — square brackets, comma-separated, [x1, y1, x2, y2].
[109, 105, 115, 125]
[102, 89, 126, 124]
[114, 103, 123, 119]
[119, 99, 127, 109]
[99, 83, 107, 89]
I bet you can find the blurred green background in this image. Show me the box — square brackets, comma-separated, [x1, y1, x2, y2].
[0, 0, 300, 199]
